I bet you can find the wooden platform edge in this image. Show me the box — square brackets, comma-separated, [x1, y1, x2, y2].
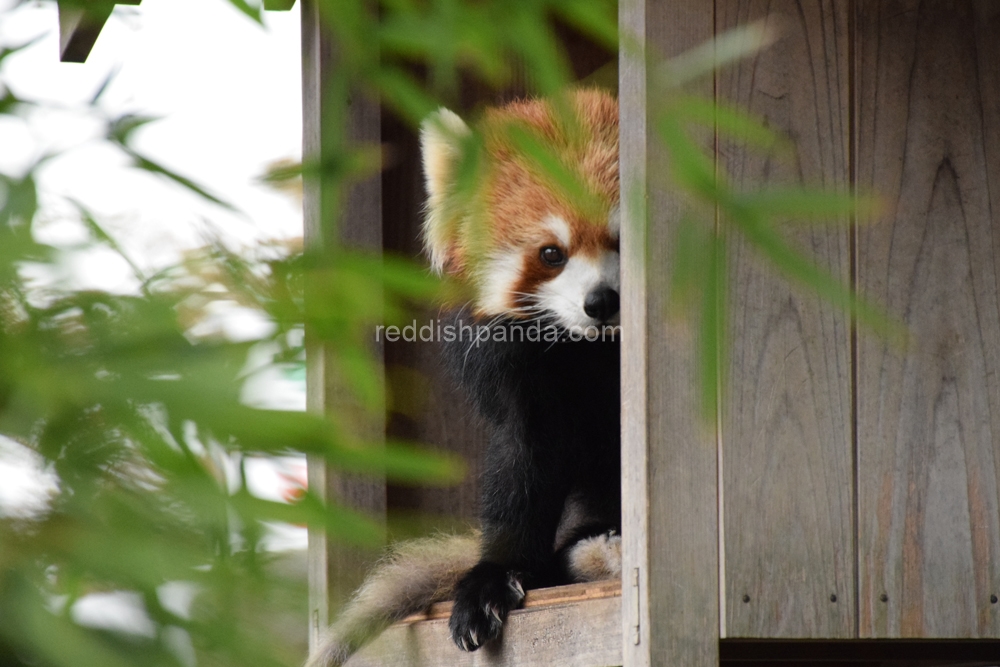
[398, 579, 622, 623]
[347, 580, 623, 667]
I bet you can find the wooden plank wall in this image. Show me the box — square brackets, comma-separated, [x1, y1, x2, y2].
[710, 0, 1000, 642]
[719, 1, 855, 638]
[855, 0, 1000, 639]
[634, 0, 1000, 649]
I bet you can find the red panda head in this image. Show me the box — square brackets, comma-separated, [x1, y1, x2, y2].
[420, 89, 620, 332]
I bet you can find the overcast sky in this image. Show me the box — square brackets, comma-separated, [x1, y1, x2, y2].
[0, 0, 307, 525]
[0, 0, 303, 284]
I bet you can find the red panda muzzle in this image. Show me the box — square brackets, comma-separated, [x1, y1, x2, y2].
[583, 285, 619, 322]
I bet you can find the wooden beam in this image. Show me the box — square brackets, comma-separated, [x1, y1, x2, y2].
[619, 0, 719, 665]
[58, 0, 141, 64]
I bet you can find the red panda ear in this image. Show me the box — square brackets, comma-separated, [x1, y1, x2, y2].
[420, 108, 469, 275]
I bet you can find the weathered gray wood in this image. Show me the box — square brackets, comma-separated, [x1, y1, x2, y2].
[346, 581, 622, 667]
[718, 0, 855, 638]
[855, 0, 1000, 639]
[620, 0, 719, 665]
[302, 0, 386, 651]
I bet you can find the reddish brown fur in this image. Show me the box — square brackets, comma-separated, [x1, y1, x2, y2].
[443, 89, 619, 313]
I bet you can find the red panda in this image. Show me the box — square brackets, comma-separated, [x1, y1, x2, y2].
[423, 89, 621, 332]
[307, 89, 622, 667]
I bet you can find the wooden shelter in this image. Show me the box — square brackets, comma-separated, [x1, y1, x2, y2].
[65, 0, 1000, 665]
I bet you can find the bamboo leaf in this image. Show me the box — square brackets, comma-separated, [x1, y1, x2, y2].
[735, 188, 882, 223]
[225, 0, 264, 24]
[734, 211, 905, 342]
[551, 0, 618, 48]
[674, 95, 788, 152]
[668, 215, 713, 316]
[506, 124, 606, 221]
[696, 232, 727, 423]
[374, 67, 440, 127]
[660, 20, 782, 87]
[128, 151, 237, 211]
[655, 116, 718, 199]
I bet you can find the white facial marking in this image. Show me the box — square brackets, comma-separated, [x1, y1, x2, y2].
[542, 215, 572, 248]
[607, 206, 621, 240]
[420, 108, 471, 273]
[478, 251, 523, 315]
[536, 250, 620, 330]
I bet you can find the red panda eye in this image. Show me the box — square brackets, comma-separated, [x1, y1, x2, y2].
[540, 246, 566, 267]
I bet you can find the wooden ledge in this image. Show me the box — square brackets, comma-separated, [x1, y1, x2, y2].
[347, 579, 623, 667]
[399, 579, 622, 623]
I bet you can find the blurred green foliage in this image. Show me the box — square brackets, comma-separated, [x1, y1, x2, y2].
[0, 1, 893, 666]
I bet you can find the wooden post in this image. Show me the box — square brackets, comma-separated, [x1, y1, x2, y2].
[619, 1, 719, 666]
[301, 0, 385, 652]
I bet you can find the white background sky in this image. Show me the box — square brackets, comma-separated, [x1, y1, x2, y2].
[0, 0, 303, 276]
[0, 0, 308, 537]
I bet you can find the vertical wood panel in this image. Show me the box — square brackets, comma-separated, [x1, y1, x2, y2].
[855, 0, 1000, 639]
[718, 0, 855, 638]
[620, 1, 719, 665]
[302, 0, 386, 651]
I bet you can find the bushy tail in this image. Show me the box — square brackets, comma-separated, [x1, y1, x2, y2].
[306, 532, 480, 667]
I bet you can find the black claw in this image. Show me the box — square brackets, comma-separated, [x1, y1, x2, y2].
[449, 562, 525, 651]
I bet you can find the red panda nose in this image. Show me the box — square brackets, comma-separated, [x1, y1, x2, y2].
[583, 286, 620, 322]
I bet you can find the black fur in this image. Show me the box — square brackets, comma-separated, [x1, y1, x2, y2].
[442, 315, 620, 650]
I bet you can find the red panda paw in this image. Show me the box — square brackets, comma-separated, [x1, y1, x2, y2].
[448, 562, 525, 651]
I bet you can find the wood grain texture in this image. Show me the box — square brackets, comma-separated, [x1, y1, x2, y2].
[617, 0, 650, 660]
[717, 0, 855, 638]
[302, 0, 386, 650]
[346, 583, 622, 667]
[855, 0, 1000, 639]
[620, 0, 720, 664]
